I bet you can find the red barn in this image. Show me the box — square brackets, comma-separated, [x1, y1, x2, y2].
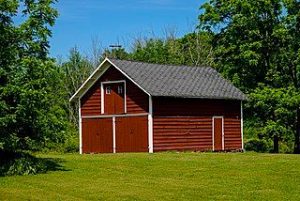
[70, 58, 247, 154]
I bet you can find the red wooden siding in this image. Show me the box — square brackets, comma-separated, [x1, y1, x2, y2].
[153, 97, 241, 152]
[224, 117, 242, 150]
[82, 118, 113, 153]
[115, 116, 148, 152]
[153, 117, 213, 151]
[81, 84, 101, 116]
[126, 81, 148, 114]
[153, 97, 240, 117]
[81, 66, 148, 116]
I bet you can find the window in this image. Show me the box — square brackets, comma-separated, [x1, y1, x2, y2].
[105, 86, 111, 94]
[118, 85, 123, 94]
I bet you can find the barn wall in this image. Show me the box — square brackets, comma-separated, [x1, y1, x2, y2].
[153, 116, 212, 151]
[224, 117, 242, 150]
[153, 97, 240, 117]
[152, 97, 242, 151]
[80, 66, 148, 116]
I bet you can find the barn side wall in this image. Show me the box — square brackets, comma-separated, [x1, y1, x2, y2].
[80, 66, 149, 116]
[152, 97, 242, 152]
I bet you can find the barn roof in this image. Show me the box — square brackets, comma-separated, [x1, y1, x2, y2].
[70, 58, 247, 102]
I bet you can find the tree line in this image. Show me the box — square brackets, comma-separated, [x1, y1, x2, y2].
[1, 0, 300, 166]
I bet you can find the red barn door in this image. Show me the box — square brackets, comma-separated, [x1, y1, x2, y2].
[103, 83, 125, 114]
[115, 116, 148, 152]
[213, 117, 224, 151]
[82, 118, 113, 153]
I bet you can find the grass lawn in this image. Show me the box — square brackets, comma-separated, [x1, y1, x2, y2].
[0, 152, 300, 201]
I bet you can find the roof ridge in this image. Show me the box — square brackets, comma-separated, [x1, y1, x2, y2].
[107, 57, 213, 69]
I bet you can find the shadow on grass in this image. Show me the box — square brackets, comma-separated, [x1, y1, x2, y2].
[0, 151, 68, 176]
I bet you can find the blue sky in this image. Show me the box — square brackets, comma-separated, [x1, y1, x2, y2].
[50, 0, 205, 58]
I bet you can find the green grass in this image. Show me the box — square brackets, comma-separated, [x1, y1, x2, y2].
[1, 152, 300, 201]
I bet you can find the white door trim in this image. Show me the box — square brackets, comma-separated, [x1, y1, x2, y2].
[101, 80, 126, 114]
[212, 116, 224, 151]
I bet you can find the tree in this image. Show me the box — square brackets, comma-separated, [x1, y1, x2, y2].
[280, 0, 300, 153]
[199, 0, 300, 153]
[247, 86, 300, 152]
[0, 0, 20, 150]
[178, 32, 214, 66]
[199, 0, 283, 91]
[61, 47, 94, 127]
[128, 31, 214, 66]
[0, 0, 67, 152]
[103, 47, 129, 60]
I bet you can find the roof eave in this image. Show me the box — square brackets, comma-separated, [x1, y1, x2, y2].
[151, 94, 247, 101]
[69, 58, 151, 103]
[69, 58, 112, 102]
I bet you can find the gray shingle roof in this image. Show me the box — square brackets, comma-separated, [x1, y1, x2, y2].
[109, 58, 247, 100]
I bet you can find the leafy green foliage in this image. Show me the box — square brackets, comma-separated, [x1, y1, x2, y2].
[199, 0, 283, 91]
[0, 0, 70, 155]
[0, 151, 64, 176]
[244, 138, 272, 153]
[128, 32, 214, 66]
[246, 86, 300, 152]
[199, 0, 300, 153]
[60, 47, 94, 128]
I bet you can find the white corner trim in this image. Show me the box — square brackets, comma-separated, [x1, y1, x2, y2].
[148, 96, 153, 153]
[100, 80, 127, 114]
[79, 99, 82, 154]
[241, 101, 244, 151]
[212, 116, 224, 151]
[112, 116, 116, 153]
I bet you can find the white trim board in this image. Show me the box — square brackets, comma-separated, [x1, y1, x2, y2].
[212, 116, 224, 151]
[82, 113, 148, 119]
[101, 80, 127, 114]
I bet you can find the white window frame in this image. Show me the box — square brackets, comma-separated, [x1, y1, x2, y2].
[101, 80, 126, 114]
[105, 86, 111, 94]
[212, 116, 224, 151]
[117, 85, 123, 94]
